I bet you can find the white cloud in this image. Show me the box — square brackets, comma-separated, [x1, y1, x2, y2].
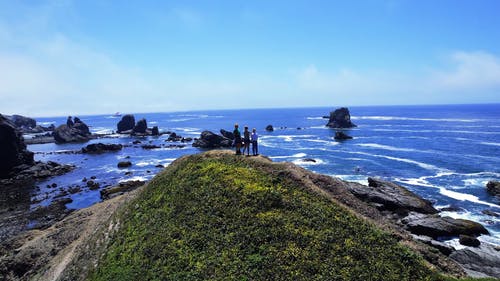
[432, 51, 500, 90]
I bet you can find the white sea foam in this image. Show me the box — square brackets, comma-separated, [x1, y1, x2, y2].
[356, 143, 419, 152]
[39, 121, 55, 126]
[334, 175, 368, 185]
[439, 188, 500, 208]
[119, 176, 149, 183]
[350, 151, 446, 172]
[292, 158, 326, 166]
[306, 117, 325, 120]
[480, 141, 500, 147]
[352, 116, 485, 122]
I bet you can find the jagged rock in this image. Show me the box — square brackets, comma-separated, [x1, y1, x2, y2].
[265, 125, 274, 132]
[412, 235, 455, 256]
[86, 180, 100, 190]
[459, 235, 481, 247]
[53, 121, 91, 143]
[346, 178, 438, 215]
[117, 114, 135, 133]
[141, 144, 161, 149]
[133, 118, 147, 134]
[0, 114, 35, 178]
[82, 143, 122, 154]
[326, 107, 357, 128]
[192, 131, 232, 149]
[152, 126, 159, 136]
[450, 244, 500, 278]
[334, 131, 353, 140]
[10, 114, 36, 129]
[100, 180, 145, 200]
[486, 181, 500, 197]
[482, 209, 500, 217]
[302, 158, 316, 163]
[167, 132, 182, 142]
[117, 161, 132, 168]
[220, 129, 234, 140]
[404, 215, 489, 238]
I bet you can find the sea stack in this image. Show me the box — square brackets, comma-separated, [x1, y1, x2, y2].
[326, 107, 357, 128]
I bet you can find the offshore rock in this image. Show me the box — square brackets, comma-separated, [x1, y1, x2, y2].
[192, 131, 232, 149]
[265, 125, 274, 132]
[326, 107, 357, 128]
[117, 114, 135, 133]
[152, 126, 159, 136]
[220, 129, 234, 140]
[334, 131, 353, 140]
[82, 143, 123, 154]
[346, 178, 438, 215]
[133, 118, 147, 134]
[486, 181, 500, 197]
[0, 114, 35, 178]
[53, 121, 91, 143]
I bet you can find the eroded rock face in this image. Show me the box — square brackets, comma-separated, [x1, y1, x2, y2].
[10, 115, 36, 129]
[192, 131, 232, 149]
[346, 178, 438, 215]
[0, 115, 34, 178]
[326, 107, 356, 128]
[334, 131, 353, 140]
[133, 118, 147, 134]
[220, 129, 234, 140]
[117, 114, 135, 133]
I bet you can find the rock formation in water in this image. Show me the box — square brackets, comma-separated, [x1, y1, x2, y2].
[53, 121, 91, 143]
[326, 107, 357, 128]
[117, 114, 135, 133]
[192, 131, 232, 148]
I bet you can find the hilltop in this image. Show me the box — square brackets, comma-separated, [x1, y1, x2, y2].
[2, 150, 497, 280]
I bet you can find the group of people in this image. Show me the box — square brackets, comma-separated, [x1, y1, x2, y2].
[233, 123, 258, 156]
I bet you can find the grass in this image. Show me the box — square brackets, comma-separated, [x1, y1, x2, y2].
[88, 152, 495, 281]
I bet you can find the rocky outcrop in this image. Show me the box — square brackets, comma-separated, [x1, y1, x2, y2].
[117, 161, 132, 168]
[346, 178, 438, 215]
[220, 129, 234, 140]
[265, 125, 274, 132]
[117, 114, 135, 133]
[486, 181, 500, 197]
[459, 235, 481, 247]
[192, 131, 232, 149]
[326, 107, 356, 128]
[133, 118, 147, 134]
[53, 121, 91, 143]
[82, 143, 123, 154]
[334, 131, 353, 140]
[404, 215, 489, 238]
[10, 114, 36, 129]
[152, 126, 159, 136]
[450, 245, 500, 278]
[100, 180, 145, 200]
[0, 114, 34, 178]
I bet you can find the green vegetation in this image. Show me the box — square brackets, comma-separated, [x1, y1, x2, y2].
[88, 152, 489, 281]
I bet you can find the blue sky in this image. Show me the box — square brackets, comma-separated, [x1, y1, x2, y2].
[1, 0, 500, 116]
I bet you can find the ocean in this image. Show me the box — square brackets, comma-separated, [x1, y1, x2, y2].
[29, 104, 500, 245]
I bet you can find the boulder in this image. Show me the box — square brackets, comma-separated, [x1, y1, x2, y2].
[486, 181, 500, 197]
[133, 118, 147, 134]
[265, 125, 274, 132]
[100, 180, 145, 200]
[117, 114, 135, 133]
[404, 215, 489, 238]
[334, 131, 353, 140]
[459, 235, 481, 247]
[220, 129, 235, 140]
[10, 114, 36, 129]
[152, 126, 159, 136]
[0, 114, 35, 178]
[346, 178, 438, 215]
[117, 161, 132, 168]
[326, 107, 357, 128]
[192, 131, 232, 149]
[82, 143, 123, 154]
[53, 120, 91, 143]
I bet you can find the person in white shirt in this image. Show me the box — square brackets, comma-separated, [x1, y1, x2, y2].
[251, 128, 259, 156]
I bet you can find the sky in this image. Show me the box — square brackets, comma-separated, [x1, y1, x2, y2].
[1, 0, 500, 117]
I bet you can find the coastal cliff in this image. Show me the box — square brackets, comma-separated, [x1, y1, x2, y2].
[2, 151, 497, 280]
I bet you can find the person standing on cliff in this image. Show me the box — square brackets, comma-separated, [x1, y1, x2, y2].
[66, 116, 74, 128]
[233, 123, 242, 155]
[251, 128, 258, 156]
[242, 126, 251, 156]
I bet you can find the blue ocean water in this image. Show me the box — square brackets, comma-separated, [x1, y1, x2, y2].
[30, 104, 500, 244]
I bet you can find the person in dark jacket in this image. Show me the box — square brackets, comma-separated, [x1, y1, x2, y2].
[233, 123, 242, 155]
[243, 126, 251, 156]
